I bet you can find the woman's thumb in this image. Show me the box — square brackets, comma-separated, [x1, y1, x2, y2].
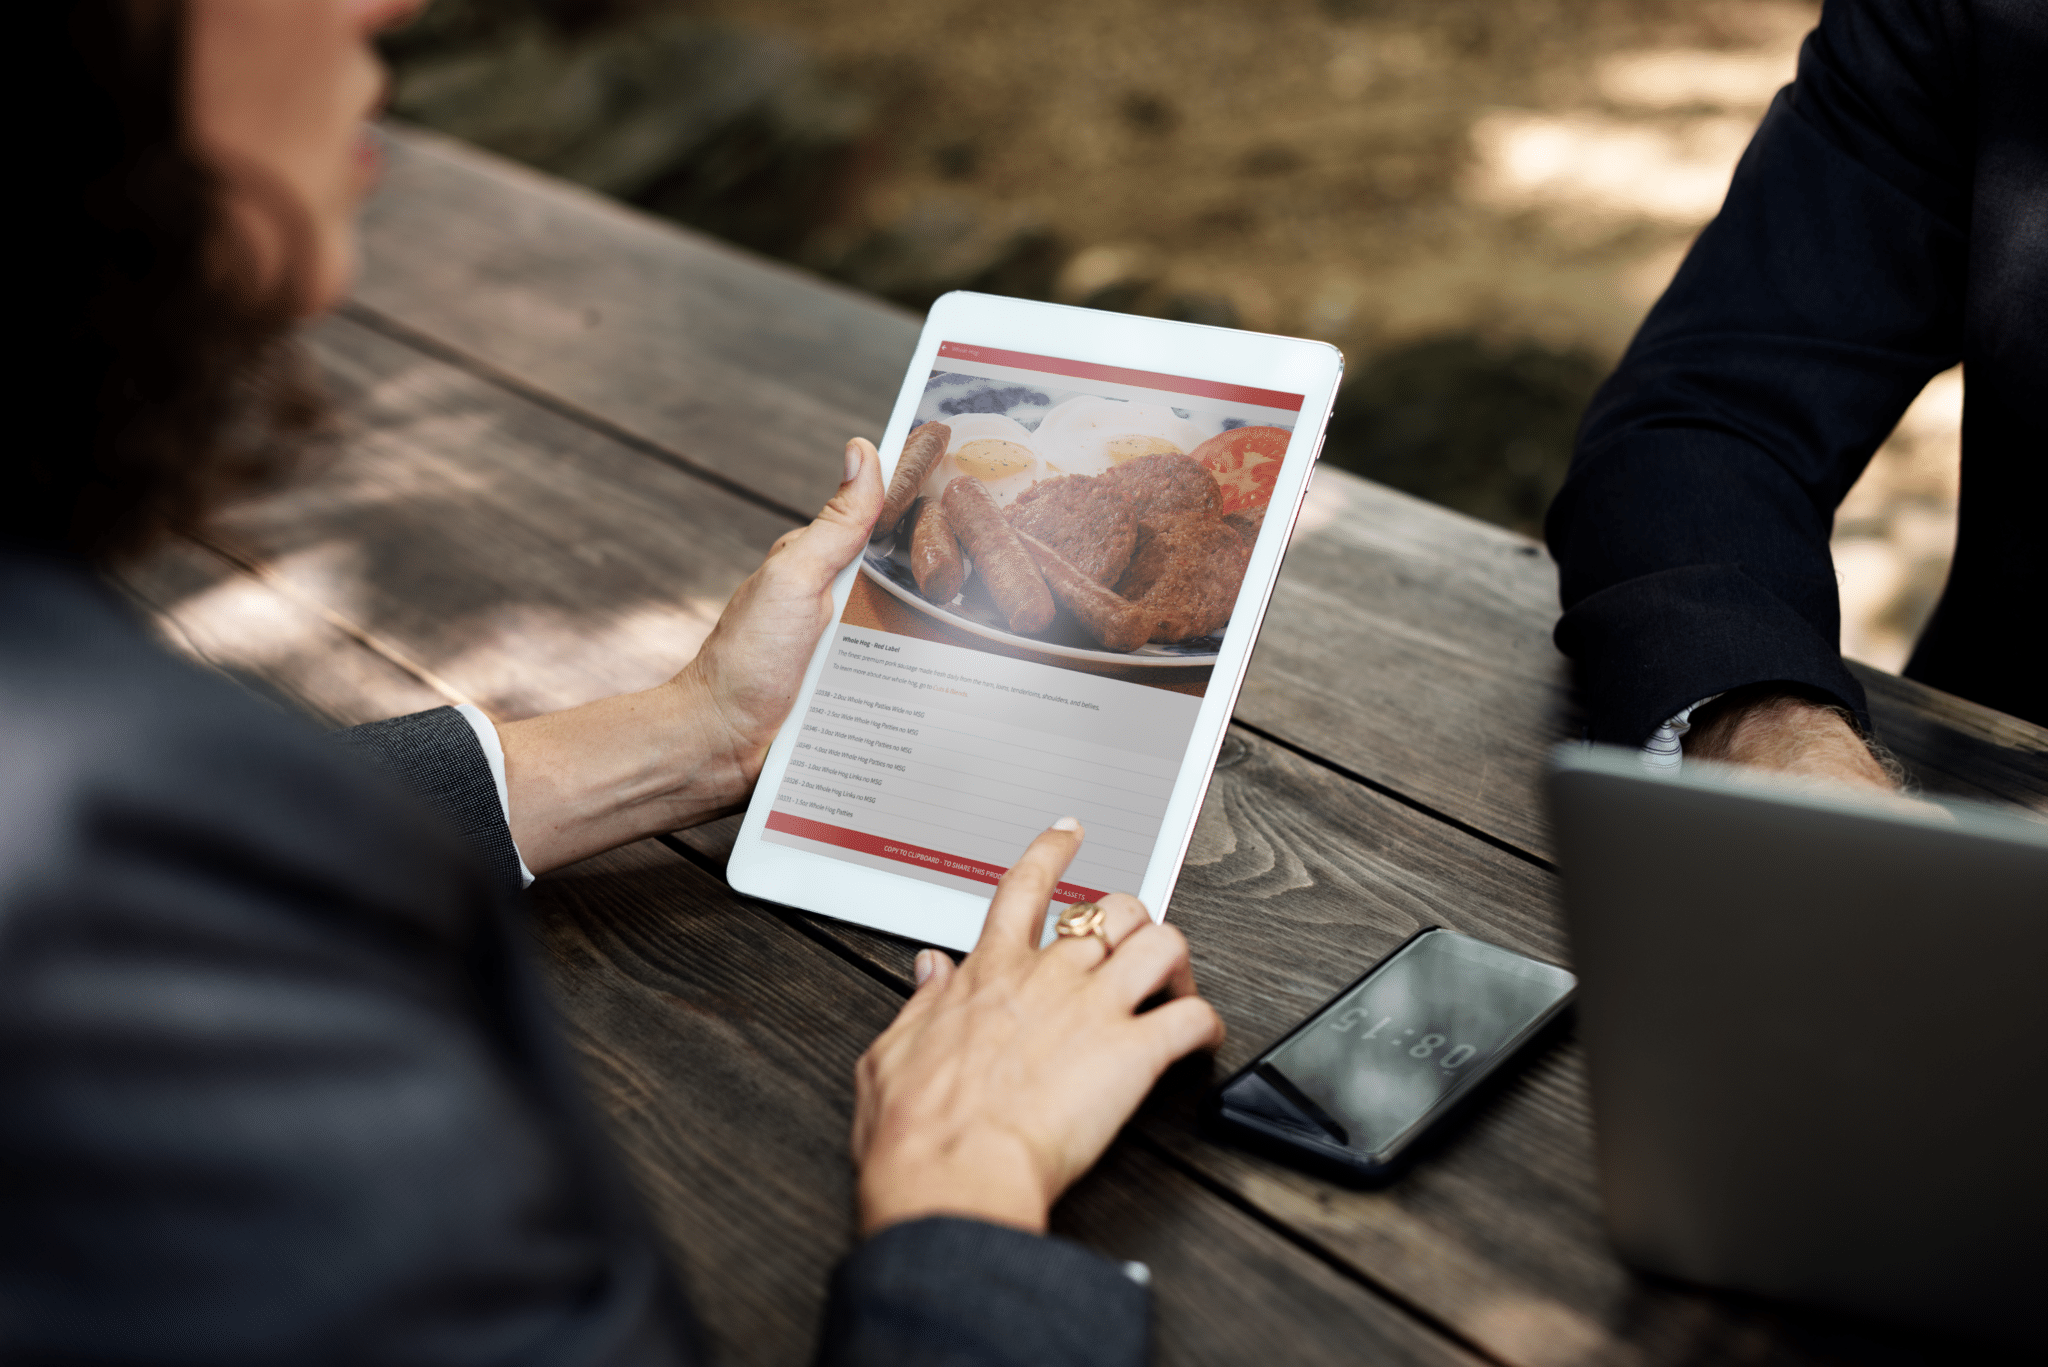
[786, 438, 883, 577]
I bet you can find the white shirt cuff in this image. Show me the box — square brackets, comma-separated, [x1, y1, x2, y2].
[1641, 694, 1722, 771]
[455, 702, 536, 888]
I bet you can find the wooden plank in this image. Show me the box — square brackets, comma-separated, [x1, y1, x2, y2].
[121, 295, 2027, 1362]
[350, 124, 1578, 853]
[531, 840, 862, 1366]
[1235, 478, 2048, 850]
[1853, 660, 2048, 813]
[114, 535, 452, 727]
[535, 837, 1488, 1367]
[786, 730, 1646, 1367]
[1135, 732, 1796, 1367]
[354, 123, 915, 520]
[763, 728, 2010, 1367]
[347, 125, 2047, 854]
[1242, 471, 1573, 856]
[210, 311, 797, 722]
[1053, 1142, 1487, 1367]
[124, 309, 1496, 1361]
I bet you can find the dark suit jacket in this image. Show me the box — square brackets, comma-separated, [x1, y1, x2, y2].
[1546, 0, 2046, 743]
[0, 550, 1148, 1365]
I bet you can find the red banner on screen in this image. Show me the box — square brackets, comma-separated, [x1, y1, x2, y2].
[936, 342, 1303, 412]
[765, 811, 1107, 904]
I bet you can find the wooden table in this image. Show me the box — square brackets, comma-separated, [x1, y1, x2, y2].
[125, 125, 2048, 1367]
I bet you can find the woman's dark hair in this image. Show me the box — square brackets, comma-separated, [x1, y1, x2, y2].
[18, 0, 326, 565]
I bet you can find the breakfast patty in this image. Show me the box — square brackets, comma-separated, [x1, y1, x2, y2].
[1097, 452, 1221, 534]
[1005, 476, 1139, 586]
[1116, 515, 1250, 642]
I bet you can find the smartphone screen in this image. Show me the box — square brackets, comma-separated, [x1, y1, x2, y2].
[1217, 929, 1574, 1170]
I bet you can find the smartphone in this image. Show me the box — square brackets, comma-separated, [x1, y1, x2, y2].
[1206, 928, 1575, 1184]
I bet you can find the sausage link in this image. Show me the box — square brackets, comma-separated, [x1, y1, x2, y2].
[1016, 531, 1152, 652]
[908, 497, 966, 603]
[879, 423, 952, 537]
[941, 476, 1056, 635]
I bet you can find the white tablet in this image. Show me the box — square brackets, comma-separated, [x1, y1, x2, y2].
[727, 291, 1343, 950]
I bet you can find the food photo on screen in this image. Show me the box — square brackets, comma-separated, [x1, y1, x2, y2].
[756, 342, 1307, 909]
[860, 345, 1297, 679]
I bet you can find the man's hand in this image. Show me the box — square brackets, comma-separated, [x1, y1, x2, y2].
[852, 821, 1225, 1236]
[1684, 688, 1897, 791]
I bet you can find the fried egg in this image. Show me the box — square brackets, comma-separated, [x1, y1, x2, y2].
[1033, 398, 1212, 478]
[917, 413, 1046, 506]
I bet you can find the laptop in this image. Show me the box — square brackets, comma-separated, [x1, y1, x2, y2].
[1547, 744, 2048, 1347]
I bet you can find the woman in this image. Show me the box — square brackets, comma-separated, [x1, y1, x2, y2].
[3, 3, 1224, 1362]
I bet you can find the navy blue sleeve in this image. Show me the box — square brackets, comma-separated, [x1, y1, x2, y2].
[818, 1218, 1150, 1367]
[1544, 0, 1975, 744]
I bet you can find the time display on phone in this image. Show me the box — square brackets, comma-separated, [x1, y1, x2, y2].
[1259, 930, 1574, 1158]
[1326, 1007, 1480, 1071]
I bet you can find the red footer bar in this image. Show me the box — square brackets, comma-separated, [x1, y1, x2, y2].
[765, 811, 1107, 905]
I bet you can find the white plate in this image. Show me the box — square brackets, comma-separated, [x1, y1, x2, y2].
[1034, 396, 1214, 477]
[861, 540, 1222, 667]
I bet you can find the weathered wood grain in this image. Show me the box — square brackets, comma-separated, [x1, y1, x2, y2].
[216, 312, 796, 721]
[350, 124, 1581, 853]
[348, 123, 2048, 856]
[114, 535, 453, 726]
[530, 840, 862, 1366]
[1140, 732, 1940, 1367]
[110, 130, 2040, 1366]
[769, 730, 1828, 1367]
[1853, 661, 2048, 813]
[354, 123, 914, 520]
[119, 260, 2030, 1365]
[1053, 1142, 1488, 1367]
[125, 526, 2015, 1367]
[534, 838, 1488, 1367]
[1234, 479, 2048, 851]
[1240, 471, 1576, 858]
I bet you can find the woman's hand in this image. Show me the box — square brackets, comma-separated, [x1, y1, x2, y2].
[851, 821, 1226, 1235]
[498, 439, 882, 873]
[674, 437, 885, 792]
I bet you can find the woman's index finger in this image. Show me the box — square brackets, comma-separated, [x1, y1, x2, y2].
[975, 821, 1086, 954]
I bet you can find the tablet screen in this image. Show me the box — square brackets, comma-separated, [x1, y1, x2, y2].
[760, 342, 1304, 907]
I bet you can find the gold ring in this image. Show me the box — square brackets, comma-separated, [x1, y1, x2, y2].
[1054, 901, 1112, 953]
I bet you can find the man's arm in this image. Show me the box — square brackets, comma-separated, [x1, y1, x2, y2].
[1546, 0, 1975, 751]
[1682, 686, 1899, 790]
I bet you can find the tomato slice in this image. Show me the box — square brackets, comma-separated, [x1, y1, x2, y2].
[1190, 425, 1290, 515]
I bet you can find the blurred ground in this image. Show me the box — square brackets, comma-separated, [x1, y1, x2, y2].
[381, 0, 1958, 673]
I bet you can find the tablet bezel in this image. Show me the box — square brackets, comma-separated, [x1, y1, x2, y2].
[726, 291, 1344, 951]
